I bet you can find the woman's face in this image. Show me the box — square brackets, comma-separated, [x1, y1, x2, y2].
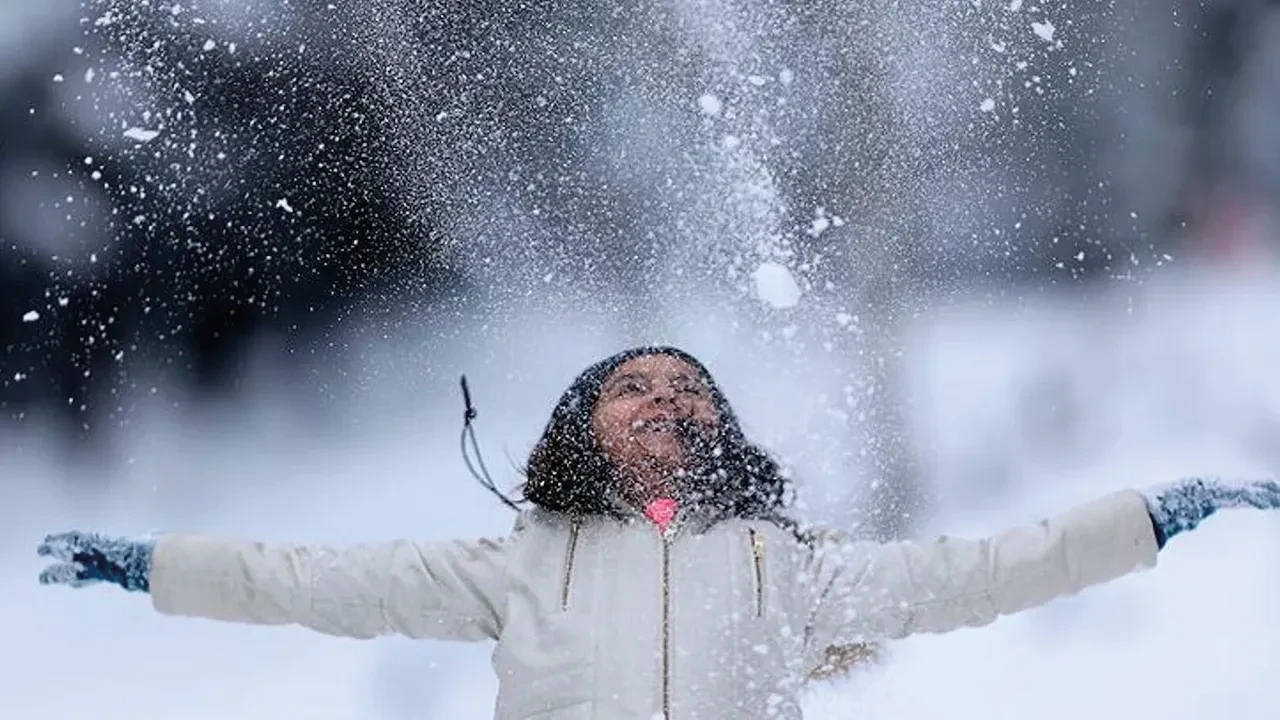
[591, 354, 721, 489]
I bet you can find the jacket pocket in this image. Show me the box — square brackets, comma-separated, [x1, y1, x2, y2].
[747, 527, 766, 617]
[559, 520, 581, 611]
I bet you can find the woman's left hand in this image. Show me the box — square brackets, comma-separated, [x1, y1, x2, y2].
[1143, 477, 1280, 548]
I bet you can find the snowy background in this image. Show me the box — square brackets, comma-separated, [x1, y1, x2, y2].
[3, 0, 1280, 718]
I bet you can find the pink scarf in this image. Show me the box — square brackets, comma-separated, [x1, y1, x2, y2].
[643, 497, 679, 533]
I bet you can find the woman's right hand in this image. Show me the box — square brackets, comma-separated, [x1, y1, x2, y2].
[1142, 477, 1280, 548]
[38, 531, 155, 593]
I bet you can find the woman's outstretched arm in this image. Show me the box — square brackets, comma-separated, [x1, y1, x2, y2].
[802, 478, 1280, 651]
[39, 527, 518, 642]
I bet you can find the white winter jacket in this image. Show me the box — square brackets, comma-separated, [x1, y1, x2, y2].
[149, 489, 1159, 719]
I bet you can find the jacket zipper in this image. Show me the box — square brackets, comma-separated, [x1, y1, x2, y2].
[661, 533, 672, 719]
[560, 519, 581, 611]
[747, 527, 765, 618]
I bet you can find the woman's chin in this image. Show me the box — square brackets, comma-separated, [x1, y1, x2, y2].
[622, 461, 684, 496]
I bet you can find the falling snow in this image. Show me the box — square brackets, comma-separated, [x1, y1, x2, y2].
[4, 3, 1275, 714]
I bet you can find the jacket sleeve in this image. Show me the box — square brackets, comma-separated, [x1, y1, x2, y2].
[148, 532, 514, 641]
[802, 489, 1160, 652]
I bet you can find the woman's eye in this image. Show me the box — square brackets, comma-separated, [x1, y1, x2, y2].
[673, 379, 705, 395]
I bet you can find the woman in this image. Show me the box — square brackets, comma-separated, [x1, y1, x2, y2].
[38, 346, 1280, 719]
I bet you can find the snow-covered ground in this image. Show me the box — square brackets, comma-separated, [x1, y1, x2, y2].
[3, 272, 1278, 719]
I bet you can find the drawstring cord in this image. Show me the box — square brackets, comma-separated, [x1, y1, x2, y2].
[460, 375, 522, 512]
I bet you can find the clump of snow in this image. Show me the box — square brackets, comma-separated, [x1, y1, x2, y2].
[752, 262, 801, 309]
[698, 93, 723, 116]
[1031, 20, 1055, 42]
[979, 98, 996, 113]
[122, 127, 160, 142]
[21, 310, 40, 323]
[806, 209, 844, 238]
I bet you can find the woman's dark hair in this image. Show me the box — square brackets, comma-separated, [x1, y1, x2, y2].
[520, 346, 795, 526]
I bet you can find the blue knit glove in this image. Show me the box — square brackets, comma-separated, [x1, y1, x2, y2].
[38, 531, 155, 592]
[1142, 477, 1280, 549]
